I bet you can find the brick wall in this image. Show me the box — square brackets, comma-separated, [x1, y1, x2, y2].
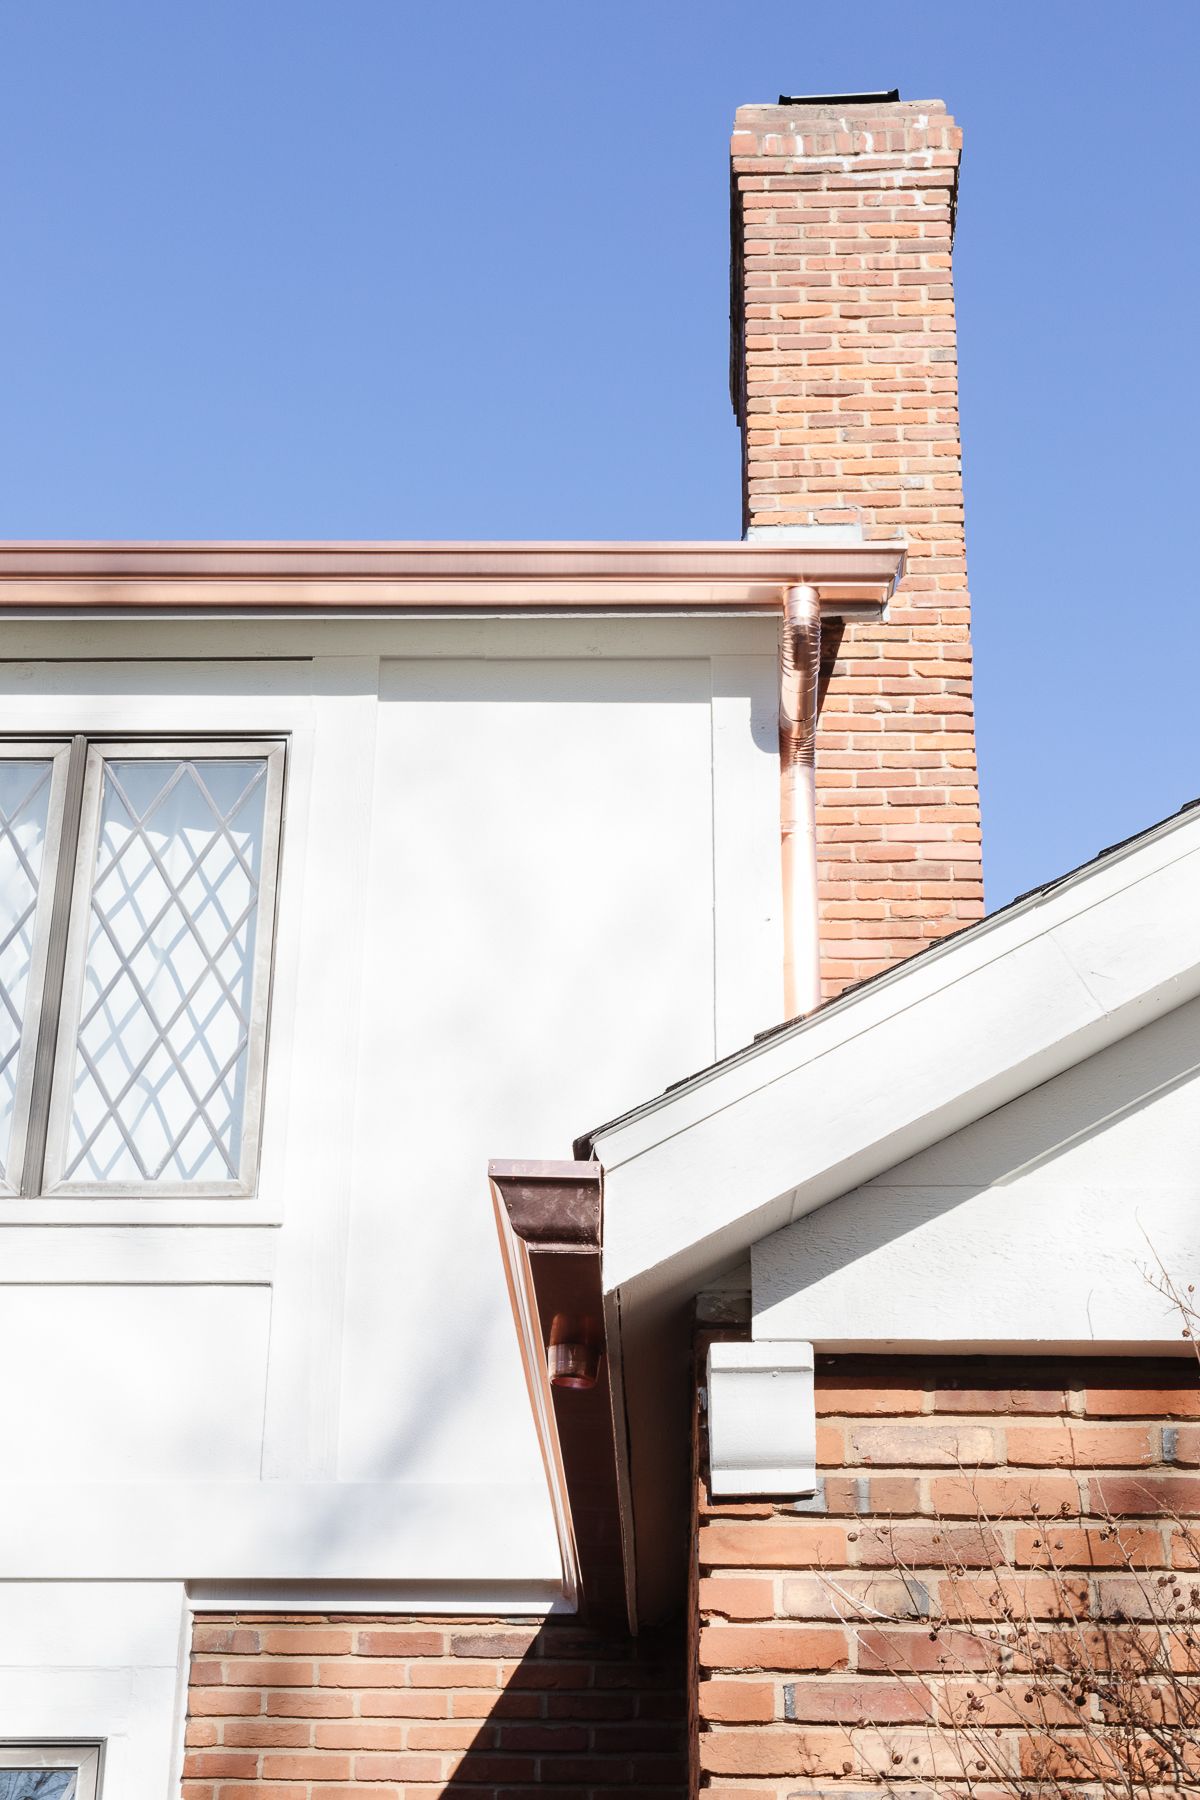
[731, 99, 983, 994]
[183, 1614, 686, 1798]
[695, 1348, 1200, 1797]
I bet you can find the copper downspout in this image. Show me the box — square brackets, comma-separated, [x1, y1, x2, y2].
[780, 583, 822, 1017]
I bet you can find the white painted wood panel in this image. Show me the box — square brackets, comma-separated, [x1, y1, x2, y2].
[754, 996, 1200, 1347]
[0, 1285, 271, 1477]
[338, 656, 718, 1487]
[0, 1480, 558, 1579]
[0, 1582, 187, 1800]
[711, 654, 783, 1053]
[0, 620, 787, 1775]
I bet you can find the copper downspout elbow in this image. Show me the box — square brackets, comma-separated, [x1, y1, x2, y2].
[779, 584, 822, 1017]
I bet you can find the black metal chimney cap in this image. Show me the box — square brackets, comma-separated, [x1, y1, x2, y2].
[777, 88, 900, 105]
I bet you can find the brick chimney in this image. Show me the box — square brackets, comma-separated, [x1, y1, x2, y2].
[731, 96, 983, 996]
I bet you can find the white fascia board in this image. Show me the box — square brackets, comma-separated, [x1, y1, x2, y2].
[596, 807, 1200, 1297]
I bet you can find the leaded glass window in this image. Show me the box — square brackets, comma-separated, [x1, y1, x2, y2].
[0, 738, 284, 1198]
[0, 748, 70, 1195]
[0, 1774, 76, 1799]
[0, 1745, 100, 1799]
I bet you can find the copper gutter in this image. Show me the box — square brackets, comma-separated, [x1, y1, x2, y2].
[0, 540, 905, 613]
[489, 1159, 628, 1625]
[780, 584, 823, 1017]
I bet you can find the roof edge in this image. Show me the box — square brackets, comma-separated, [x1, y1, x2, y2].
[0, 540, 905, 615]
[575, 795, 1200, 1159]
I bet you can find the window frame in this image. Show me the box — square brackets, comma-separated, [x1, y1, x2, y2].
[0, 1742, 102, 1798]
[1, 735, 286, 1201]
[0, 739, 75, 1198]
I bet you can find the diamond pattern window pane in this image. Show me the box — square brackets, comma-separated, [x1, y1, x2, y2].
[0, 760, 54, 1183]
[0, 1772, 77, 1799]
[63, 757, 269, 1184]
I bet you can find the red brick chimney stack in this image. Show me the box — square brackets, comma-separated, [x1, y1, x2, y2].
[731, 96, 983, 995]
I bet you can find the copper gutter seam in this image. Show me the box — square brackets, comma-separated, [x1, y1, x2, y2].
[780, 584, 823, 1018]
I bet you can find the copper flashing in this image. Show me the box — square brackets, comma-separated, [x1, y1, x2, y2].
[0, 540, 904, 614]
[489, 1160, 627, 1624]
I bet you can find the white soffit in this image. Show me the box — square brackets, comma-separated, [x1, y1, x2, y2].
[595, 803, 1200, 1299]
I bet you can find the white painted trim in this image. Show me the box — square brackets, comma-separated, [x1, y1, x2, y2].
[0, 1581, 189, 1800]
[0, 615, 780, 662]
[0, 1743, 101, 1798]
[596, 803, 1200, 1298]
[707, 1340, 816, 1497]
[0, 741, 74, 1197]
[0, 1228, 277, 1283]
[187, 1580, 567, 1615]
[0, 1481, 560, 1580]
[602, 1286, 639, 1630]
[260, 656, 380, 1481]
[167, 1587, 194, 1800]
[709, 655, 784, 1054]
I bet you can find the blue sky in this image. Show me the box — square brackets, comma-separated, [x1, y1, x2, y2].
[2, 1, 1196, 906]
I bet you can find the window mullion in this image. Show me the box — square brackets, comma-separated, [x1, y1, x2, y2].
[19, 732, 90, 1198]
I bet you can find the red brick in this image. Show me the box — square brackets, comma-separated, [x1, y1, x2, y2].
[260, 1752, 351, 1780]
[783, 1677, 931, 1723]
[192, 1626, 261, 1655]
[731, 97, 982, 993]
[354, 1627, 446, 1656]
[856, 1625, 998, 1673]
[182, 1751, 259, 1778]
[266, 1688, 353, 1717]
[352, 1751, 443, 1780]
[844, 1421, 997, 1466]
[1012, 1523, 1166, 1568]
[314, 1721, 407, 1749]
[699, 1625, 849, 1671]
[1006, 1422, 1159, 1467]
[697, 1678, 775, 1722]
[188, 1687, 262, 1717]
[928, 1470, 1082, 1517]
[258, 1626, 353, 1655]
[1169, 1424, 1200, 1465]
[933, 1385, 1067, 1414]
[697, 1576, 775, 1618]
[222, 1720, 310, 1749]
[187, 1612, 688, 1795]
[1084, 1383, 1200, 1418]
[698, 1521, 847, 1568]
[1089, 1472, 1200, 1515]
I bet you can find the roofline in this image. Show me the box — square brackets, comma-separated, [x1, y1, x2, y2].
[0, 540, 904, 616]
[582, 794, 1200, 1625]
[575, 795, 1200, 1157]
